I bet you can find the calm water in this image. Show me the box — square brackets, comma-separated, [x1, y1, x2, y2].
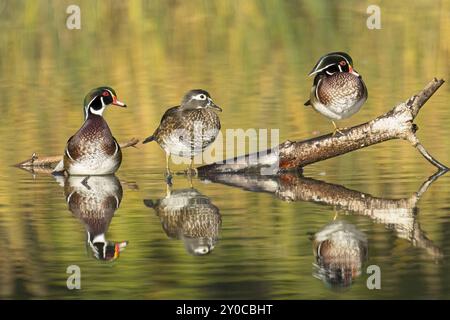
[0, 1, 449, 299]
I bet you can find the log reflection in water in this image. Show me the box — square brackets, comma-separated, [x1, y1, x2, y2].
[199, 170, 445, 260]
[144, 186, 221, 256]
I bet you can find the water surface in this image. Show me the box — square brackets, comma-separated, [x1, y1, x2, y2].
[0, 0, 449, 299]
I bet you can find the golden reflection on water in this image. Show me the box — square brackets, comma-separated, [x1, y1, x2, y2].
[0, 0, 449, 299]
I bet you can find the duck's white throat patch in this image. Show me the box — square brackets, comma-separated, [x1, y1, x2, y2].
[84, 96, 106, 119]
[89, 105, 106, 116]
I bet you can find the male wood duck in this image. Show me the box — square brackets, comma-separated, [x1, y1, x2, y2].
[142, 89, 221, 177]
[312, 220, 368, 288]
[144, 186, 221, 256]
[305, 52, 367, 135]
[65, 175, 128, 262]
[53, 87, 127, 175]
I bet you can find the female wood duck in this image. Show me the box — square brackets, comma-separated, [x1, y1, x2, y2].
[142, 89, 222, 177]
[305, 52, 367, 135]
[53, 87, 127, 175]
[65, 175, 128, 261]
[144, 186, 221, 256]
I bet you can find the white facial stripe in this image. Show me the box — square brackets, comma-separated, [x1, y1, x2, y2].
[312, 54, 352, 75]
[338, 65, 343, 72]
[86, 95, 97, 109]
[341, 56, 351, 66]
[105, 89, 114, 97]
[316, 54, 350, 68]
[310, 63, 335, 75]
[90, 106, 105, 116]
[84, 95, 98, 119]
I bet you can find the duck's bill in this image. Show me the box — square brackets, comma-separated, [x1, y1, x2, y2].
[113, 98, 127, 107]
[114, 241, 128, 258]
[208, 103, 222, 112]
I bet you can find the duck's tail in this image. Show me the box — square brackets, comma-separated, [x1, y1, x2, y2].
[143, 199, 154, 208]
[142, 135, 155, 144]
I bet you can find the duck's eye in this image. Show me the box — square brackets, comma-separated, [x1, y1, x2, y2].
[198, 94, 206, 100]
[339, 61, 346, 66]
[102, 91, 110, 97]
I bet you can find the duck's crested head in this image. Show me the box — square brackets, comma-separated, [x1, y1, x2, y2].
[308, 52, 357, 77]
[83, 86, 126, 119]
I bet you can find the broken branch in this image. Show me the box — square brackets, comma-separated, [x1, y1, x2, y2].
[198, 78, 447, 174]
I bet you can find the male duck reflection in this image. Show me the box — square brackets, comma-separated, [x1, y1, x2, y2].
[64, 175, 128, 261]
[144, 183, 221, 256]
[312, 220, 368, 288]
[53, 87, 127, 175]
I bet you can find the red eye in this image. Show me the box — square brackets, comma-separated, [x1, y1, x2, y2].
[339, 61, 346, 66]
[102, 91, 110, 97]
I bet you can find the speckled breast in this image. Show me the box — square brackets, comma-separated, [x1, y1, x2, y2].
[160, 109, 221, 158]
[64, 117, 122, 175]
[315, 72, 367, 120]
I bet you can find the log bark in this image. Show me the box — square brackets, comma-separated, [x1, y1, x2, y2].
[198, 78, 447, 175]
[199, 170, 445, 261]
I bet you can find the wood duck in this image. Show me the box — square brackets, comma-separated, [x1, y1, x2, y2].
[144, 186, 221, 256]
[312, 220, 368, 288]
[53, 87, 127, 175]
[142, 89, 222, 177]
[65, 175, 128, 261]
[305, 52, 367, 135]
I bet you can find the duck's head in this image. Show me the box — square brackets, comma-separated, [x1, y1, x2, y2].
[180, 89, 222, 112]
[183, 236, 216, 256]
[308, 52, 359, 77]
[83, 86, 126, 119]
[88, 233, 128, 262]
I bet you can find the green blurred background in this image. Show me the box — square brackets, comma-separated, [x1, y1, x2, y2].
[0, 0, 449, 299]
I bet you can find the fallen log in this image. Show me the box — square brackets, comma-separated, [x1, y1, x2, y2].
[198, 78, 448, 175]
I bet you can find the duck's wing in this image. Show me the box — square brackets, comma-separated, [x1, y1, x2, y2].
[143, 106, 181, 144]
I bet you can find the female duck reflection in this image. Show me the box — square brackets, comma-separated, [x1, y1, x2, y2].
[144, 183, 221, 256]
[62, 175, 128, 261]
[312, 220, 368, 288]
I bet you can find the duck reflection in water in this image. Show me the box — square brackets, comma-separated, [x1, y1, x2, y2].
[64, 175, 128, 261]
[144, 183, 221, 256]
[312, 220, 368, 288]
